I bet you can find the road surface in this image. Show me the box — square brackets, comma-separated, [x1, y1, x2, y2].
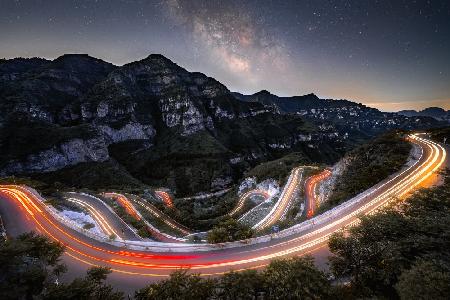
[304, 169, 332, 218]
[228, 189, 270, 217]
[0, 134, 446, 293]
[253, 167, 304, 230]
[64, 192, 141, 241]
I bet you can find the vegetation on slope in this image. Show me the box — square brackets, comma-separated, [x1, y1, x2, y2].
[428, 126, 450, 144]
[323, 131, 411, 211]
[328, 169, 450, 299]
[244, 152, 310, 184]
[206, 218, 254, 243]
[32, 160, 148, 192]
[0, 119, 96, 164]
[0, 160, 148, 196]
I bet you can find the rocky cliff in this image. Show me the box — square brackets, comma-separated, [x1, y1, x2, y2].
[0, 54, 441, 196]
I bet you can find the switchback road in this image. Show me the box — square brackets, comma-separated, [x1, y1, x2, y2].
[0, 134, 446, 292]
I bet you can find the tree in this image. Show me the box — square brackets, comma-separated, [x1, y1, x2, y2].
[43, 266, 123, 300]
[328, 169, 450, 298]
[263, 256, 332, 300]
[0, 231, 66, 299]
[395, 260, 450, 300]
[328, 211, 415, 297]
[135, 269, 216, 300]
[207, 218, 253, 243]
[217, 269, 262, 299]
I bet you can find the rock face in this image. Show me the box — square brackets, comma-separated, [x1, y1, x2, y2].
[0, 54, 441, 195]
[0, 137, 109, 175]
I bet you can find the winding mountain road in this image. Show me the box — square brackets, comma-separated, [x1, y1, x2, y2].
[0, 134, 446, 292]
[304, 169, 332, 218]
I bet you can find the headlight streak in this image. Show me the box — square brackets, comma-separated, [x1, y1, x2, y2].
[228, 189, 270, 217]
[305, 169, 332, 218]
[66, 197, 118, 237]
[253, 167, 304, 230]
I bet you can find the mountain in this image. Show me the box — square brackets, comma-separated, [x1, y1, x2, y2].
[233, 90, 441, 136]
[0, 54, 442, 196]
[398, 107, 450, 122]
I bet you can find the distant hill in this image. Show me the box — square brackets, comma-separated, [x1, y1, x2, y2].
[398, 107, 450, 122]
[233, 90, 441, 136]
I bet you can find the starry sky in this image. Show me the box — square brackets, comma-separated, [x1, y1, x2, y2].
[1, 0, 449, 111]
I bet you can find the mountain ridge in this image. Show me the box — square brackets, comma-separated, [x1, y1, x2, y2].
[0, 53, 443, 196]
[398, 107, 450, 122]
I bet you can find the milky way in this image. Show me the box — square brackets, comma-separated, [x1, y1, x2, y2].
[1, 0, 449, 111]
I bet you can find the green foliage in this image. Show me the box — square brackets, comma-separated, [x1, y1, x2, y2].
[1, 160, 149, 197]
[168, 188, 239, 231]
[328, 169, 450, 299]
[216, 269, 262, 299]
[428, 126, 450, 144]
[206, 218, 254, 243]
[0, 232, 66, 299]
[245, 152, 309, 184]
[136, 257, 332, 300]
[33, 161, 148, 193]
[43, 267, 124, 300]
[324, 132, 411, 210]
[395, 260, 450, 300]
[263, 256, 332, 300]
[135, 269, 216, 300]
[0, 232, 121, 299]
[82, 223, 95, 230]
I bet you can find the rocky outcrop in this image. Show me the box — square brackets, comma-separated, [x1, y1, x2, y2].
[0, 137, 109, 175]
[97, 122, 156, 143]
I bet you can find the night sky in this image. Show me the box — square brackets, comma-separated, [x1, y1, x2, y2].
[1, 0, 449, 111]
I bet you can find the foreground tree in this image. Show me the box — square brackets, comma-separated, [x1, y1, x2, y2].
[0, 232, 122, 299]
[136, 256, 332, 300]
[135, 269, 216, 300]
[207, 218, 253, 243]
[217, 269, 262, 299]
[263, 256, 332, 300]
[395, 260, 450, 300]
[0, 231, 66, 299]
[43, 266, 124, 300]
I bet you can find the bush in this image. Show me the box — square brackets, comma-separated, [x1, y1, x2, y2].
[207, 218, 253, 243]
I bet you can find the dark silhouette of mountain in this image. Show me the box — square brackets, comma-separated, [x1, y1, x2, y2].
[398, 107, 450, 122]
[0, 54, 442, 195]
[233, 90, 441, 135]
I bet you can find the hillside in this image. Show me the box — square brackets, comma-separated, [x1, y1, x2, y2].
[0, 54, 441, 196]
[322, 132, 412, 211]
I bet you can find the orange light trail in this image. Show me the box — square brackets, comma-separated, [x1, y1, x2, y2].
[228, 189, 270, 217]
[305, 169, 332, 218]
[155, 191, 174, 209]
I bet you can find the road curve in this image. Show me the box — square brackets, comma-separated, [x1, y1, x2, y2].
[102, 192, 190, 242]
[252, 167, 304, 230]
[0, 134, 446, 280]
[304, 169, 332, 218]
[228, 189, 270, 217]
[64, 192, 141, 241]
